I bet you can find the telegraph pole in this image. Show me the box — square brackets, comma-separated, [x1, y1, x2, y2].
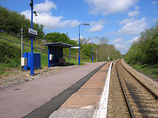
[21, 28, 23, 57]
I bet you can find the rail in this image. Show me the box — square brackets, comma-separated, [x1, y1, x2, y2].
[116, 60, 135, 118]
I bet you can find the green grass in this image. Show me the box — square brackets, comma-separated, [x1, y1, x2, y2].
[0, 32, 49, 75]
[65, 59, 85, 65]
[41, 53, 48, 68]
[132, 64, 158, 79]
[65, 58, 95, 65]
[81, 60, 92, 62]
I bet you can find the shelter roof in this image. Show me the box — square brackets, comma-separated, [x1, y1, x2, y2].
[44, 42, 74, 48]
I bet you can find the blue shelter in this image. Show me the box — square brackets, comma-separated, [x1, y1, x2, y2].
[45, 42, 74, 67]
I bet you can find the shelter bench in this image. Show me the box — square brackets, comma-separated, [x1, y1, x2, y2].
[57, 58, 69, 66]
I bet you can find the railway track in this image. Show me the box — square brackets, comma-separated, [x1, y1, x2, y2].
[107, 61, 130, 118]
[107, 59, 158, 118]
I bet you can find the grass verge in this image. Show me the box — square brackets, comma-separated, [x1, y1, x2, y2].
[131, 64, 158, 80]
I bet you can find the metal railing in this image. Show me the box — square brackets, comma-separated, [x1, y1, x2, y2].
[0, 36, 47, 54]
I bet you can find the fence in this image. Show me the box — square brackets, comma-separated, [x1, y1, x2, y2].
[0, 36, 47, 54]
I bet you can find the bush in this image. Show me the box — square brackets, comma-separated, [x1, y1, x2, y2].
[0, 40, 20, 67]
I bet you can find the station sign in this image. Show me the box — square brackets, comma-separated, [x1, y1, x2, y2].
[71, 47, 80, 49]
[28, 28, 37, 36]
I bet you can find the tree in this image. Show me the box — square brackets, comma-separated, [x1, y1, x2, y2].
[45, 32, 78, 46]
[98, 37, 108, 45]
[0, 7, 45, 40]
[125, 21, 158, 64]
[0, 7, 10, 32]
[80, 37, 90, 45]
[34, 24, 45, 39]
[81, 44, 92, 57]
[45, 32, 68, 43]
[97, 44, 121, 61]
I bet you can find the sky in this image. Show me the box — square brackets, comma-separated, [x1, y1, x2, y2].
[1, 0, 158, 54]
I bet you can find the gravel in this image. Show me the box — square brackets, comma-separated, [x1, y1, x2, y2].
[0, 66, 70, 89]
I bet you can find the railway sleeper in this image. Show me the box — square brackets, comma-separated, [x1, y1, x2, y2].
[147, 113, 158, 118]
[133, 103, 158, 108]
[132, 99, 157, 104]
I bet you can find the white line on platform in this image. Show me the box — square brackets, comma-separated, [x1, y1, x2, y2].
[93, 61, 113, 118]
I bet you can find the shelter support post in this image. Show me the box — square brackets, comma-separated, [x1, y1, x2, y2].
[48, 49, 49, 68]
[69, 47, 71, 60]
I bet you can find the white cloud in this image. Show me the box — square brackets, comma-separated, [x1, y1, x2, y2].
[84, 0, 137, 15]
[112, 38, 122, 44]
[152, 1, 158, 5]
[113, 36, 140, 54]
[34, 0, 57, 13]
[119, 18, 134, 25]
[21, 0, 81, 30]
[71, 37, 78, 42]
[115, 44, 125, 48]
[88, 25, 103, 32]
[118, 17, 147, 35]
[132, 36, 140, 42]
[88, 20, 105, 32]
[70, 20, 82, 28]
[125, 36, 140, 44]
[128, 10, 139, 17]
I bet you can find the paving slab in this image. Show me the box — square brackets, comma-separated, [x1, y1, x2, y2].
[0, 62, 105, 118]
[50, 62, 111, 118]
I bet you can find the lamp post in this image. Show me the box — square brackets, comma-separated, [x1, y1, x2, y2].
[78, 23, 90, 65]
[30, 0, 37, 75]
[96, 47, 98, 62]
[92, 36, 99, 62]
[30, 0, 34, 75]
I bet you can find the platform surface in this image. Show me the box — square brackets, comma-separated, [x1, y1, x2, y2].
[49, 62, 111, 118]
[0, 62, 106, 118]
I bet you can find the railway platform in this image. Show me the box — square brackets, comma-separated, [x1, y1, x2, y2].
[0, 61, 111, 118]
[49, 61, 112, 118]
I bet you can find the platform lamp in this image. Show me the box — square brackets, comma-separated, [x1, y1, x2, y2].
[78, 23, 90, 65]
[92, 36, 99, 62]
[30, 0, 38, 75]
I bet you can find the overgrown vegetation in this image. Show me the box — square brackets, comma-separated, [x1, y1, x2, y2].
[0, 40, 20, 67]
[124, 21, 158, 79]
[132, 64, 158, 79]
[0, 32, 48, 75]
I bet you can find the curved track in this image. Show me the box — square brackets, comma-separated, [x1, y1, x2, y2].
[108, 59, 158, 118]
